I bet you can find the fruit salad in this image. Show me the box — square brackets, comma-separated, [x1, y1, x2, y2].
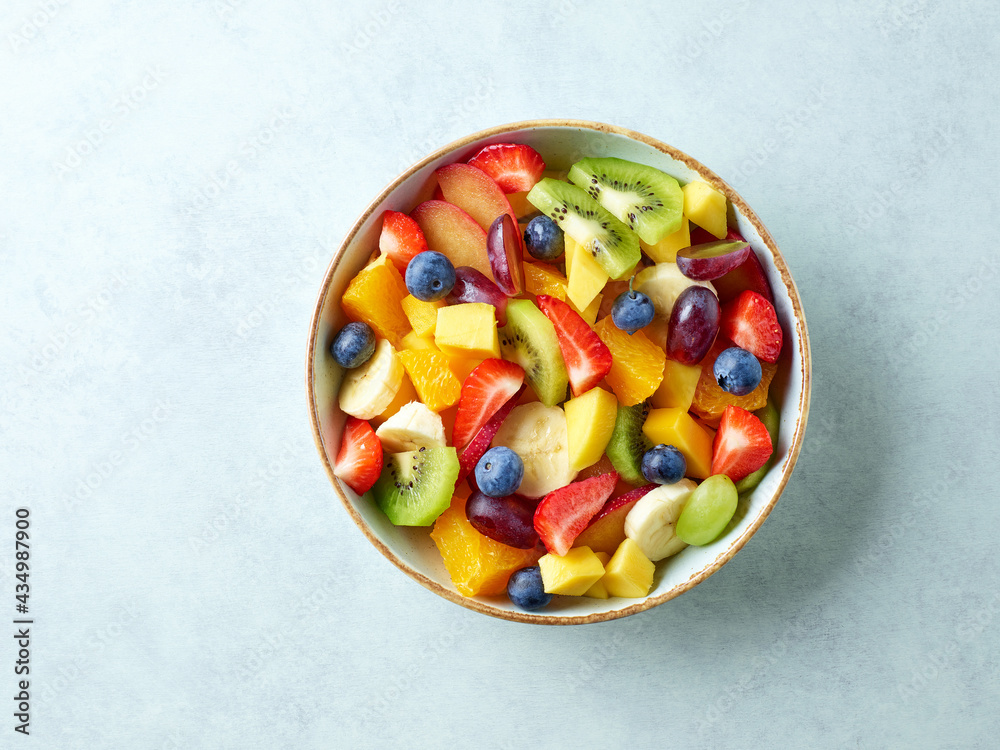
[330, 143, 785, 612]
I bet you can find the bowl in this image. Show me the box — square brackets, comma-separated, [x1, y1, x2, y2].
[306, 120, 810, 624]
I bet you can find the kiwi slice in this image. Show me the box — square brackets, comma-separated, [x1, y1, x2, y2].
[606, 401, 653, 485]
[526, 178, 640, 280]
[372, 447, 459, 526]
[568, 157, 683, 245]
[499, 299, 569, 407]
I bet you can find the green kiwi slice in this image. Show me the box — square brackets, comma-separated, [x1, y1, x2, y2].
[606, 401, 653, 485]
[372, 447, 459, 526]
[498, 299, 569, 407]
[568, 157, 683, 244]
[526, 178, 640, 280]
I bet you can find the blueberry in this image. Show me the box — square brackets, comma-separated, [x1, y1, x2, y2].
[641, 444, 686, 485]
[612, 289, 655, 334]
[330, 321, 375, 368]
[523, 216, 564, 261]
[507, 566, 551, 611]
[474, 446, 524, 497]
[405, 251, 456, 301]
[713, 347, 762, 396]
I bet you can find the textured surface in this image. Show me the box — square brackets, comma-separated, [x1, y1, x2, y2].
[2, 1, 998, 748]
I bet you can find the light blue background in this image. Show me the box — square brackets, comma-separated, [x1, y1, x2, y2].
[2, 1, 998, 748]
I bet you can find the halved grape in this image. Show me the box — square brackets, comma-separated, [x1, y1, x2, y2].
[675, 474, 738, 545]
[465, 491, 539, 549]
[446, 266, 509, 325]
[666, 286, 720, 365]
[487, 214, 525, 296]
[676, 241, 750, 281]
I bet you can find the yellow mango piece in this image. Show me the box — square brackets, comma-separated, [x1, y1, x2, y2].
[370, 372, 418, 427]
[434, 303, 500, 359]
[341, 254, 411, 347]
[640, 217, 690, 263]
[602, 538, 654, 598]
[524, 262, 568, 300]
[642, 407, 714, 479]
[568, 293, 602, 326]
[401, 295, 443, 338]
[583, 552, 612, 599]
[397, 349, 461, 412]
[538, 546, 606, 596]
[401, 330, 440, 353]
[564, 387, 618, 471]
[651, 359, 703, 411]
[447, 356, 485, 386]
[565, 235, 609, 312]
[508, 191, 537, 219]
[682, 181, 728, 239]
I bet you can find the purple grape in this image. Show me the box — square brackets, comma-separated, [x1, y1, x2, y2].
[465, 491, 539, 549]
[446, 266, 508, 325]
[667, 286, 720, 365]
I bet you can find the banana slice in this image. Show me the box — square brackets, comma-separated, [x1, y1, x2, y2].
[634, 263, 714, 318]
[624, 479, 697, 561]
[375, 401, 446, 452]
[491, 402, 576, 499]
[338, 339, 403, 420]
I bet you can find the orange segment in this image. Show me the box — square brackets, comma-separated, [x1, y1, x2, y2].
[523, 262, 568, 300]
[341, 255, 411, 347]
[431, 494, 541, 597]
[593, 318, 665, 406]
[690, 339, 777, 420]
[398, 349, 461, 413]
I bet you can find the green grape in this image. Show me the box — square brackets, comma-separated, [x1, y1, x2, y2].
[735, 398, 780, 495]
[675, 474, 738, 545]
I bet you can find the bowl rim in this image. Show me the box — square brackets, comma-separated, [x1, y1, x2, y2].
[306, 119, 811, 625]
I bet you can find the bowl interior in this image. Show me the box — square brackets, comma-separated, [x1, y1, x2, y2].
[307, 121, 810, 624]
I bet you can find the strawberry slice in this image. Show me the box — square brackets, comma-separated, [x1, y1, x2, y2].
[334, 417, 383, 495]
[452, 359, 525, 451]
[711, 405, 773, 481]
[379, 210, 428, 272]
[457, 387, 524, 483]
[467, 143, 546, 193]
[533, 472, 619, 556]
[535, 294, 612, 397]
[720, 290, 783, 363]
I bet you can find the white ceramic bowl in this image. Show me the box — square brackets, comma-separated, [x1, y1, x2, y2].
[307, 120, 811, 624]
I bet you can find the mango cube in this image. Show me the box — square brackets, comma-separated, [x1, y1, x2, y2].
[640, 217, 690, 263]
[642, 407, 714, 479]
[447, 356, 485, 385]
[568, 293, 602, 326]
[341, 254, 411, 347]
[538, 546, 606, 596]
[565, 236, 609, 312]
[401, 330, 440, 352]
[401, 295, 443, 338]
[564, 387, 618, 471]
[602, 538, 654, 598]
[651, 359, 703, 411]
[682, 181, 728, 239]
[583, 552, 612, 599]
[435, 303, 500, 359]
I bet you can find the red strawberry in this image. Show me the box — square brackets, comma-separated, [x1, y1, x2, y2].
[467, 143, 546, 193]
[457, 387, 523, 483]
[334, 417, 383, 495]
[452, 359, 525, 450]
[378, 210, 428, 272]
[721, 290, 783, 363]
[535, 294, 612, 397]
[533, 472, 618, 556]
[711, 229, 775, 304]
[711, 405, 773, 481]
